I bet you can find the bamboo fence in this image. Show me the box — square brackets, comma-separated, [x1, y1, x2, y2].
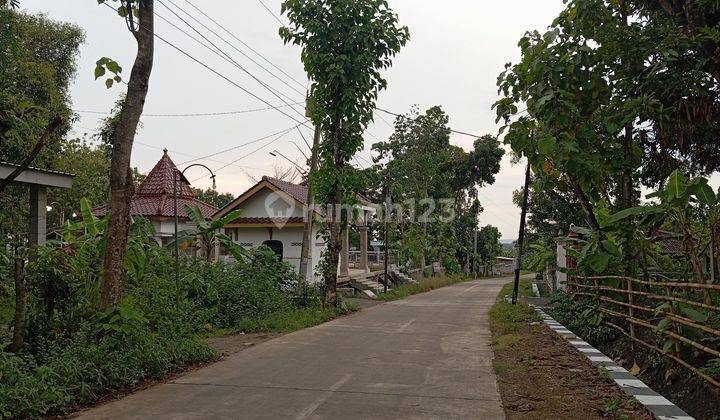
[567, 275, 720, 389]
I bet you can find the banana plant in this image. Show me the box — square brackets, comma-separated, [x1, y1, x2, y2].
[607, 170, 717, 303]
[173, 205, 245, 262]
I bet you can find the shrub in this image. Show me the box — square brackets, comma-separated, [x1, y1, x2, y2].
[0, 322, 216, 419]
[547, 292, 619, 345]
[0, 214, 324, 417]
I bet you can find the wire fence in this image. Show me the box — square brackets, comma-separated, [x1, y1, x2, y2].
[567, 275, 720, 389]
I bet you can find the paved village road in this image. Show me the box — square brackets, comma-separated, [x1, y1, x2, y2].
[76, 277, 516, 420]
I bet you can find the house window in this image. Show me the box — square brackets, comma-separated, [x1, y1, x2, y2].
[263, 240, 283, 261]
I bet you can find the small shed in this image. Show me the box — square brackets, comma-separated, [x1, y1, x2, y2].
[0, 162, 75, 246]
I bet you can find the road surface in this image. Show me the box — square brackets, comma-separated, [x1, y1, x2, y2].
[76, 277, 513, 419]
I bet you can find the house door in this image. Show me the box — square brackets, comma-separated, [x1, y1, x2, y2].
[263, 240, 283, 261]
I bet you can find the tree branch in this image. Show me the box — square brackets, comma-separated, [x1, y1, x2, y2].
[0, 116, 64, 196]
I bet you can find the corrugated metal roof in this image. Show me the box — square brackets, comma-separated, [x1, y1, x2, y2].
[0, 161, 76, 177]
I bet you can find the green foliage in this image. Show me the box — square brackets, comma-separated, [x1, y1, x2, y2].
[489, 300, 541, 333]
[239, 304, 356, 333]
[190, 187, 234, 209]
[368, 106, 505, 273]
[701, 359, 720, 376]
[0, 196, 321, 417]
[280, 0, 410, 184]
[476, 225, 502, 275]
[0, 9, 84, 238]
[547, 293, 619, 345]
[175, 205, 245, 262]
[93, 56, 122, 89]
[376, 274, 472, 301]
[280, 0, 409, 292]
[0, 325, 215, 419]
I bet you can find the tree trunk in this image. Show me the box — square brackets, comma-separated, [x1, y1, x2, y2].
[680, 215, 711, 304]
[420, 220, 428, 278]
[100, 0, 154, 310]
[8, 258, 27, 353]
[567, 179, 601, 231]
[323, 200, 341, 306]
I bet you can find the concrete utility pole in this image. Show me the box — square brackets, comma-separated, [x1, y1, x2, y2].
[473, 227, 478, 276]
[299, 98, 321, 282]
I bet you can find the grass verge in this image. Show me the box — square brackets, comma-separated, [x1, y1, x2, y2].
[238, 303, 359, 333]
[376, 274, 475, 302]
[489, 279, 653, 419]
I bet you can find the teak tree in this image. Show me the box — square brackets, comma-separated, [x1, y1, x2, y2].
[280, 0, 409, 306]
[96, 0, 154, 309]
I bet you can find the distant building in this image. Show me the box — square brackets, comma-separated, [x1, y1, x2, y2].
[93, 150, 218, 245]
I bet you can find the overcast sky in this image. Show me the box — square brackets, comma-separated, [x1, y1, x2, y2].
[23, 1, 590, 239]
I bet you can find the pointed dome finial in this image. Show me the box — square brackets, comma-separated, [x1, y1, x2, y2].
[163, 148, 168, 154]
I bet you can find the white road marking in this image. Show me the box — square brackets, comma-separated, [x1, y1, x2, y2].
[295, 374, 353, 420]
[397, 319, 416, 332]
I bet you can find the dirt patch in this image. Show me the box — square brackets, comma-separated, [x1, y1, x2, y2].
[492, 322, 654, 420]
[206, 332, 283, 356]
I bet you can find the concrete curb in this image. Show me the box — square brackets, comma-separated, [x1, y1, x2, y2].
[534, 308, 694, 420]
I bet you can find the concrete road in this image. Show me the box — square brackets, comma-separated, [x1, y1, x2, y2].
[77, 277, 513, 420]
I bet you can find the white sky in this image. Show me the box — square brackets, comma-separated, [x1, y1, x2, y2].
[25, 0, 716, 239]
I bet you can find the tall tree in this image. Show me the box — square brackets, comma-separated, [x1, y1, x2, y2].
[372, 107, 504, 274]
[281, 0, 409, 306]
[0, 9, 83, 236]
[476, 225, 502, 276]
[97, 0, 154, 309]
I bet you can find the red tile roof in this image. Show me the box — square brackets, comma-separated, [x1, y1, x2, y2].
[264, 176, 311, 205]
[93, 150, 218, 220]
[263, 176, 374, 207]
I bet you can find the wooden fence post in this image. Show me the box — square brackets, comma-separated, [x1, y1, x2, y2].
[627, 277, 636, 351]
[665, 285, 682, 358]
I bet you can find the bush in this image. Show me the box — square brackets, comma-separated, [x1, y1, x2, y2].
[547, 292, 619, 345]
[0, 323, 216, 419]
[0, 217, 326, 417]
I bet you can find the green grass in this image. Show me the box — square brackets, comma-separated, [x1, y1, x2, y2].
[497, 278, 534, 301]
[237, 303, 359, 333]
[490, 300, 541, 333]
[490, 278, 540, 338]
[376, 274, 473, 301]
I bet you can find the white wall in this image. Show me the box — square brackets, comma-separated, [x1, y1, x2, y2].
[241, 188, 305, 218]
[223, 185, 328, 283]
[228, 225, 327, 284]
[556, 240, 567, 290]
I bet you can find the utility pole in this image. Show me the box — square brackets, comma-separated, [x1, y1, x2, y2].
[299, 97, 321, 283]
[383, 171, 390, 293]
[512, 160, 532, 305]
[473, 227, 478, 277]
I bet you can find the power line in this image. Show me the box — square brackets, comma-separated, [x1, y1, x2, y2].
[101, 2, 307, 126]
[74, 103, 302, 118]
[376, 107, 486, 140]
[134, 141, 268, 171]
[178, 123, 304, 166]
[182, 0, 306, 90]
[156, 0, 306, 116]
[256, 0, 287, 28]
[194, 127, 295, 181]
[161, 0, 306, 99]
